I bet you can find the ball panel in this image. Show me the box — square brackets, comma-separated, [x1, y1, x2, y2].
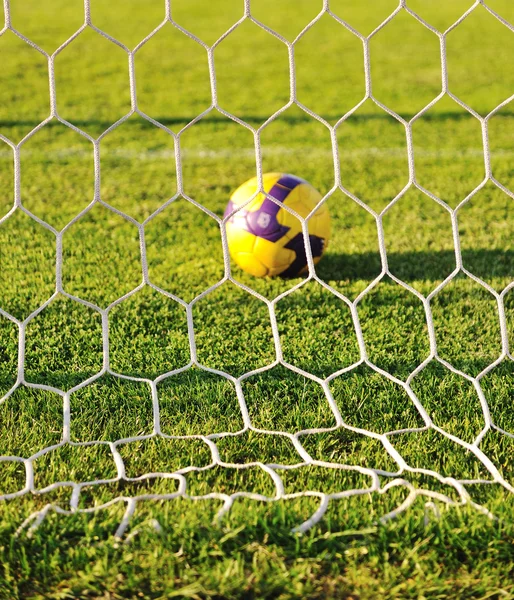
[233, 252, 269, 278]
[304, 193, 331, 248]
[297, 181, 323, 210]
[230, 173, 284, 209]
[284, 183, 322, 216]
[280, 232, 327, 277]
[276, 208, 303, 242]
[246, 202, 290, 243]
[254, 236, 295, 270]
[276, 185, 306, 227]
[263, 172, 286, 194]
[226, 223, 256, 254]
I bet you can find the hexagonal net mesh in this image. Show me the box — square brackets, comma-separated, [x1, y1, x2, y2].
[1, 0, 514, 538]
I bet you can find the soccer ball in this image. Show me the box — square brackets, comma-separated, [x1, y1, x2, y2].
[224, 173, 331, 277]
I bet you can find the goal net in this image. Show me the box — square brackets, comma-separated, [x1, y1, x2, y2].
[1, 0, 514, 538]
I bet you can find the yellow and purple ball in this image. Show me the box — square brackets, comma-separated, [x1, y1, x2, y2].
[224, 173, 330, 278]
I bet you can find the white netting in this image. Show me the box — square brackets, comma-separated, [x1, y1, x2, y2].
[1, 0, 514, 538]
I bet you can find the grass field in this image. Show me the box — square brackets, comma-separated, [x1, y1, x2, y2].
[2, 0, 514, 597]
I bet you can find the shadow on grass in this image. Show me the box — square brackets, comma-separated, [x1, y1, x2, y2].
[318, 249, 514, 282]
[1, 110, 512, 131]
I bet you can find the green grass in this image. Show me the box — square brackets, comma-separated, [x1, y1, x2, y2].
[2, 0, 514, 597]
